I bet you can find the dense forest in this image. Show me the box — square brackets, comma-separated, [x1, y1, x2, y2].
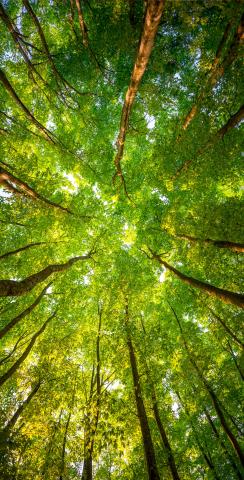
[0, 0, 243, 478]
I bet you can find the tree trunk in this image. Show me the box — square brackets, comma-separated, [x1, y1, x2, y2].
[152, 394, 180, 480]
[181, 18, 234, 131]
[0, 254, 90, 297]
[0, 281, 52, 339]
[0, 69, 55, 143]
[172, 232, 244, 253]
[60, 412, 71, 480]
[3, 381, 40, 432]
[0, 166, 73, 214]
[216, 105, 244, 139]
[150, 251, 244, 308]
[204, 409, 243, 480]
[171, 305, 244, 466]
[75, 0, 88, 46]
[209, 308, 244, 348]
[0, 312, 55, 387]
[82, 308, 102, 480]
[125, 303, 160, 480]
[0, 242, 46, 261]
[113, 0, 164, 192]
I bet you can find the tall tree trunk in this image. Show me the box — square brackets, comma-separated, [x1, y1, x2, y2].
[170, 232, 244, 253]
[0, 166, 73, 214]
[181, 17, 235, 131]
[0, 242, 46, 261]
[75, 0, 88, 46]
[170, 304, 244, 466]
[23, 0, 84, 96]
[82, 307, 102, 480]
[125, 302, 160, 480]
[150, 250, 244, 308]
[3, 381, 40, 432]
[0, 69, 55, 143]
[59, 412, 71, 480]
[208, 308, 244, 348]
[152, 391, 180, 480]
[113, 0, 164, 194]
[0, 312, 55, 388]
[204, 408, 243, 480]
[0, 281, 52, 339]
[216, 105, 244, 139]
[0, 253, 91, 297]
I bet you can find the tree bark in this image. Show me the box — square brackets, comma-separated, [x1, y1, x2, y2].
[125, 302, 160, 480]
[0, 312, 55, 388]
[3, 381, 40, 432]
[113, 0, 164, 193]
[0, 282, 52, 339]
[216, 104, 244, 139]
[59, 412, 71, 480]
[0, 69, 55, 143]
[0, 254, 91, 297]
[171, 232, 244, 253]
[150, 250, 244, 308]
[0, 166, 73, 214]
[0, 242, 46, 261]
[171, 305, 244, 466]
[75, 0, 88, 47]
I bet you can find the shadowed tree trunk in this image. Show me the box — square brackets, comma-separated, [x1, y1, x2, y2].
[75, 0, 88, 47]
[174, 104, 244, 178]
[204, 408, 243, 480]
[169, 231, 244, 253]
[3, 381, 41, 432]
[208, 308, 244, 348]
[113, 0, 164, 194]
[170, 304, 244, 466]
[0, 312, 55, 387]
[0, 254, 91, 297]
[0, 242, 46, 261]
[0, 69, 55, 143]
[59, 412, 72, 480]
[181, 17, 236, 131]
[0, 282, 52, 339]
[125, 301, 160, 480]
[0, 166, 73, 214]
[150, 250, 244, 308]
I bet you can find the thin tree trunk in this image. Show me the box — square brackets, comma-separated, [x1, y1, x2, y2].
[170, 304, 244, 466]
[3, 381, 40, 432]
[0, 4, 44, 84]
[82, 307, 102, 480]
[0, 242, 46, 261]
[174, 104, 244, 179]
[113, 0, 164, 194]
[152, 392, 180, 480]
[150, 250, 244, 308]
[181, 18, 234, 131]
[59, 412, 71, 480]
[0, 281, 52, 339]
[0, 312, 55, 388]
[204, 409, 243, 480]
[0, 69, 55, 143]
[209, 308, 244, 348]
[125, 302, 160, 480]
[171, 232, 244, 253]
[0, 333, 28, 366]
[226, 341, 244, 381]
[0, 166, 73, 214]
[0, 254, 91, 297]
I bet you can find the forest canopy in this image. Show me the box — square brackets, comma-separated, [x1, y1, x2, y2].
[0, 0, 243, 479]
